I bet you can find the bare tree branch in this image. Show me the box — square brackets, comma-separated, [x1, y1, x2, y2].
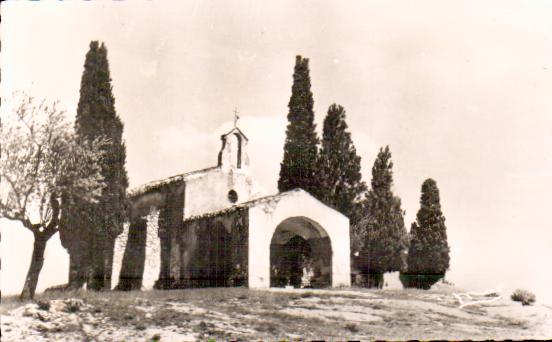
[0, 205, 34, 231]
[1, 92, 105, 248]
[2, 174, 29, 215]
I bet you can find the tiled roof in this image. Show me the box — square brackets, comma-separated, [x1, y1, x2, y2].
[182, 189, 304, 222]
[128, 166, 219, 199]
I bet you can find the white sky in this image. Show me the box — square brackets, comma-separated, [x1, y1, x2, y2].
[1, 1, 551, 303]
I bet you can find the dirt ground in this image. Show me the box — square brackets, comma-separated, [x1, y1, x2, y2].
[1, 286, 551, 341]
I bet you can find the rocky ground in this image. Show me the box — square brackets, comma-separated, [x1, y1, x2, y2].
[1, 286, 551, 341]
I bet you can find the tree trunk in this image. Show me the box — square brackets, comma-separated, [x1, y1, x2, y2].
[88, 229, 106, 291]
[68, 250, 88, 290]
[65, 222, 92, 290]
[20, 233, 48, 300]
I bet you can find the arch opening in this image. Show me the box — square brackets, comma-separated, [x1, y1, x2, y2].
[270, 217, 332, 288]
[234, 133, 242, 168]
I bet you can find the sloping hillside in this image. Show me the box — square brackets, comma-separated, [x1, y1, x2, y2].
[1, 287, 551, 341]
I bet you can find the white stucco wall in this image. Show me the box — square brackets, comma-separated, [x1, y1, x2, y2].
[183, 168, 262, 219]
[182, 128, 265, 219]
[247, 189, 351, 288]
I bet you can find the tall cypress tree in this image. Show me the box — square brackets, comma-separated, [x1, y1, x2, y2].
[356, 146, 408, 287]
[401, 178, 450, 289]
[278, 55, 319, 195]
[60, 41, 128, 290]
[317, 104, 367, 224]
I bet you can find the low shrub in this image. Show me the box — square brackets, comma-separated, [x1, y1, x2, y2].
[63, 298, 84, 313]
[344, 322, 359, 333]
[37, 300, 50, 311]
[511, 289, 536, 306]
[399, 273, 443, 290]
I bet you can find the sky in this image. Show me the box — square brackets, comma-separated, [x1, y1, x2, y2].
[1, 1, 551, 303]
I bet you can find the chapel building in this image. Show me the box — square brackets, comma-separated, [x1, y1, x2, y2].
[112, 124, 351, 290]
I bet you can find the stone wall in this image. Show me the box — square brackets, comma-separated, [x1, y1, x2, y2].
[111, 222, 129, 290]
[143, 208, 161, 289]
[116, 181, 185, 291]
[155, 183, 185, 289]
[173, 207, 249, 288]
[111, 208, 163, 290]
[115, 217, 148, 290]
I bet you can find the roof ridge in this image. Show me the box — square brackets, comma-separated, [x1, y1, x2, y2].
[128, 165, 219, 198]
[221, 127, 248, 141]
[182, 189, 303, 222]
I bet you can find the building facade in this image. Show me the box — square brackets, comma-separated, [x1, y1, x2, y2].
[112, 126, 351, 290]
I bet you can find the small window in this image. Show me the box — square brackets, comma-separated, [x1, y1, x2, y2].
[228, 190, 238, 203]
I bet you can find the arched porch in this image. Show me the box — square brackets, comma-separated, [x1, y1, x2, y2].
[270, 217, 332, 288]
[247, 189, 351, 289]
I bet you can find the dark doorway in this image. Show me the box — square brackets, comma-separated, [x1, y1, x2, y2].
[270, 217, 332, 288]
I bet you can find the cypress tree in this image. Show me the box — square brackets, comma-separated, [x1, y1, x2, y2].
[278, 55, 319, 195]
[401, 179, 450, 289]
[357, 146, 408, 287]
[60, 41, 128, 290]
[317, 104, 367, 224]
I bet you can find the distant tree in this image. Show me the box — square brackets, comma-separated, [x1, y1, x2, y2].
[60, 41, 128, 291]
[278, 55, 320, 195]
[354, 146, 408, 288]
[317, 104, 367, 223]
[401, 178, 450, 289]
[0, 93, 105, 300]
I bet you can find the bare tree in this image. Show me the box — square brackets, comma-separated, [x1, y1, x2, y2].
[0, 93, 105, 300]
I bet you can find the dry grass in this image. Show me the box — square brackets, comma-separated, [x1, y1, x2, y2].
[2, 287, 551, 341]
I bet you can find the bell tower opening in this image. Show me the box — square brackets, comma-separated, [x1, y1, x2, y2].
[217, 127, 249, 170]
[234, 133, 242, 168]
